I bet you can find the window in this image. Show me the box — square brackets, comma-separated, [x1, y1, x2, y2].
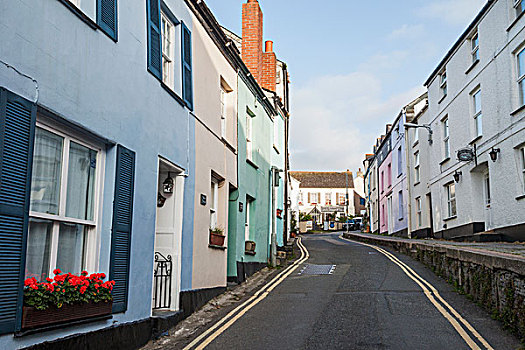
[397, 147, 402, 176]
[309, 192, 320, 204]
[416, 197, 422, 227]
[387, 163, 392, 187]
[414, 127, 419, 145]
[517, 47, 525, 106]
[398, 191, 404, 219]
[471, 89, 482, 137]
[64, 0, 117, 40]
[446, 183, 457, 217]
[515, 0, 525, 17]
[414, 152, 420, 184]
[161, 12, 175, 88]
[298, 192, 303, 204]
[484, 174, 491, 208]
[210, 179, 219, 229]
[337, 193, 346, 206]
[273, 117, 279, 151]
[440, 70, 447, 97]
[443, 117, 450, 159]
[245, 198, 253, 241]
[220, 86, 227, 138]
[471, 32, 479, 63]
[26, 125, 102, 280]
[381, 171, 384, 192]
[521, 147, 525, 192]
[246, 108, 254, 162]
[325, 193, 332, 205]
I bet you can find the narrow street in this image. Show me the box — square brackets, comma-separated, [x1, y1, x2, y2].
[185, 234, 521, 350]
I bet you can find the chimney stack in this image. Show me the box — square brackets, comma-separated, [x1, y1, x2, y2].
[262, 40, 277, 92]
[242, 0, 263, 83]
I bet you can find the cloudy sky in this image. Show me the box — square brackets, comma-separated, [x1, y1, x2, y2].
[206, 0, 486, 173]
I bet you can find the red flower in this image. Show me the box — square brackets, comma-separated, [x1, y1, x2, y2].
[24, 278, 33, 286]
[53, 268, 61, 275]
[46, 277, 53, 283]
[30, 285, 38, 290]
[81, 271, 88, 276]
[100, 273, 106, 279]
[80, 286, 87, 294]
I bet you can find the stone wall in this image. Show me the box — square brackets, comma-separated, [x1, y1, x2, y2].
[343, 233, 525, 341]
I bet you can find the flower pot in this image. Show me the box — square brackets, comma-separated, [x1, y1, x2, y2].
[21, 301, 112, 330]
[209, 232, 225, 246]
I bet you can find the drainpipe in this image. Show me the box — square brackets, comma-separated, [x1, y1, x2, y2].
[403, 109, 413, 239]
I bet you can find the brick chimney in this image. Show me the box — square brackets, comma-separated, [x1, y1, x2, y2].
[262, 40, 277, 92]
[242, 0, 263, 83]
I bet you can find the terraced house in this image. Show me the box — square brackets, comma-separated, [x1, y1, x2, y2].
[364, 0, 525, 242]
[0, 0, 291, 348]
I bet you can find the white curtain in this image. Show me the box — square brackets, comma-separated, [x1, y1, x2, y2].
[56, 223, 86, 274]
[30, 128, 63, 215]
[66, 142, 96, 220]
[25, 219, 52, 280]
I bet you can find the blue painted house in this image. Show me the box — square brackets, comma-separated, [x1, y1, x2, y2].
[0, 0, 195, 347]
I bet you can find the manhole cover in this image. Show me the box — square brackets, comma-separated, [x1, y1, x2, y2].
[299, 264, 336, 275]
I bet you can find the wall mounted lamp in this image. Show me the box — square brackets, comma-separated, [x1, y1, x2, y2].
[489, 147, 500, 162]
[453, 170, 462, 183]
[163, 172, 174, 194]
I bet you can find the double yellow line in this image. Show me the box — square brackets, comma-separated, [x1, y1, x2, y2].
[339, 235, 493, 350]
[184, 237, 310, 350]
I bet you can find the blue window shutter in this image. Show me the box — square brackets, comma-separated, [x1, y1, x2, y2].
[97, 0, 118, 41]
[109, 145, 135, 313]
[181, 21, 193, 110]
[147, 0, 162, 79]
[0, 88, 36, 334]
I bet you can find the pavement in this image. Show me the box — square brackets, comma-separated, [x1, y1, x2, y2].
[145, 233, 523, 349]
[349, 232, 525, 260]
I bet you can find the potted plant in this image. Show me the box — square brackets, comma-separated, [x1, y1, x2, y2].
[22, 269, 115, 330]
[209, 227, 225, 246]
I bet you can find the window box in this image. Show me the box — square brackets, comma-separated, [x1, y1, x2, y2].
[209, 230, 225, 247]
[22, 300, 112, 331]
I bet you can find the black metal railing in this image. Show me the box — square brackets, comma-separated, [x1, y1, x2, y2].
[153, 252, 172, 309]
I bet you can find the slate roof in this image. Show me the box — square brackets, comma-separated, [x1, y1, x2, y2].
[290, 171, 354, 189]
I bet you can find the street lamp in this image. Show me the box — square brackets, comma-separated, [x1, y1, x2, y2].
[453, 170, 462, 183]
[405, 122, 433, 144]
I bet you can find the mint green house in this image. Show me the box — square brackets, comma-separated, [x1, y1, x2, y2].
[227, 74, 276, 283]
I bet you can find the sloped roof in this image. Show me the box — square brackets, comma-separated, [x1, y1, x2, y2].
[290, 171, 354, 189]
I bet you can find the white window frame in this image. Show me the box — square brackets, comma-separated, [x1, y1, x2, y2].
[446, 182, 457, 218]
[220, 85, 227, 138]
[398, 191, 403, 219]
[517, 47, 525, 106]
[443, 117, 450, 159]
[68, 0, 96, 21]
[246, 108, 254, 162]
[273, 117, 279, 152]
[325, 193, 332, 205]
[472, 88, 482, 138]
[244, 199, 251, 241]
[397, 146, 402, 176]
[521, 147, 525, 192]
[471, 31, 479, 63]
[210, 179, 219, 230]
[28, 121, 105, 278]
[413, 127, 419, 146]
[440, 70, 447, 97]
[337, 193, 345, 206]
[161, 11, 175, 89]
[414, 152, 420, 184]
[515, 0, 525, 17]
[416, 197, 422, 227]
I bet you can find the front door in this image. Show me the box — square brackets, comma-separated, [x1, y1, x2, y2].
[387, 196, 393, 235]
[152, 159, 184, 311]
[483, 172, 492, 230]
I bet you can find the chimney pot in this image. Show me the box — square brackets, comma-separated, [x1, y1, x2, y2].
[265, 40, 273, 53]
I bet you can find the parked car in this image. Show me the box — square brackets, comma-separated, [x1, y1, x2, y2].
[353, 217, 363, 230]
[343, 219, 355, 231]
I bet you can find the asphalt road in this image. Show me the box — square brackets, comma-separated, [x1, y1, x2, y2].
[202, 233, 521, 350]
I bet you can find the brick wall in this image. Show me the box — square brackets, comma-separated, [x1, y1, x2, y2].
[242, 0, 263, 83]
[262, 41, 276, 92]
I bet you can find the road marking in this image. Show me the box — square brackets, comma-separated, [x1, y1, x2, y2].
[339, 235, 493, 350]
[183, 237, 309, 350]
